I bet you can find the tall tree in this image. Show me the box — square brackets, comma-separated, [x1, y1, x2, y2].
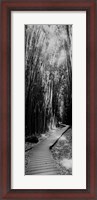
[25, 25, 72, 137]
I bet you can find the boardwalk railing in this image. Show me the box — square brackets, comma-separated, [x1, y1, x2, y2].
[49, 125, 70, 149]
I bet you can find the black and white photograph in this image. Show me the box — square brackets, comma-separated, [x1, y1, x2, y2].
[25, 24, 72, 175]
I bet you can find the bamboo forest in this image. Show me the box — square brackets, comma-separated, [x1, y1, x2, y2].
[25, 25, 72, 175]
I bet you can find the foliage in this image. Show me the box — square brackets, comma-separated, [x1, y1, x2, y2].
[25, 25, 72, 136]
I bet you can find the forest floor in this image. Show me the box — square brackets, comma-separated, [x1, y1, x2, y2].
[51, 128, 72, 175]
[25, 132, 51, 151]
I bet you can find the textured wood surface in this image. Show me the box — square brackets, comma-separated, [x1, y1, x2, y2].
[25, 126, 69, 175]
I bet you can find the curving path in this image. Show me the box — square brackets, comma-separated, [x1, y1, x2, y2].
[25, 125, 69, 175]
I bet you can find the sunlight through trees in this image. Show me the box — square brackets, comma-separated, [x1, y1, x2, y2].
[25, 25, 72, 136]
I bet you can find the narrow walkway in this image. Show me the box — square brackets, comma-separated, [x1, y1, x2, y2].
[25, 125, 69, 175]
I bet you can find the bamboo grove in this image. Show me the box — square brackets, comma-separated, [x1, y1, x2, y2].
[25, 25, 72, 137]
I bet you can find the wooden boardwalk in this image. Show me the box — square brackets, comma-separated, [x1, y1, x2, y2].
[25, 125, 69, 175]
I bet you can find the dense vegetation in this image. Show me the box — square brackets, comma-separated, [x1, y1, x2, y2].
[25, 25, 72, 137]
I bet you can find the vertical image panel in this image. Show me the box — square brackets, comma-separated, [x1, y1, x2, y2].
[25, 24, 72, 175]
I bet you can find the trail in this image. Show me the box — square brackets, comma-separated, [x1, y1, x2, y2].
[25, 125, 69, 175]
